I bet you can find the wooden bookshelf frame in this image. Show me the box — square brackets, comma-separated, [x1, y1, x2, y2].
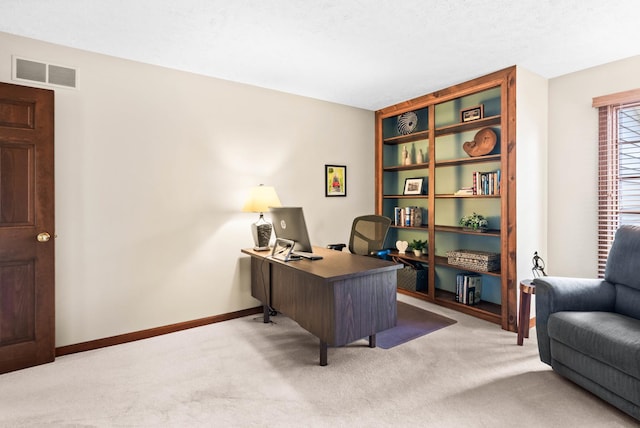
[375, 66, 517, 331]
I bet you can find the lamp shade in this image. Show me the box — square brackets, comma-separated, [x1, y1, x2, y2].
[242, 185, 282, 213]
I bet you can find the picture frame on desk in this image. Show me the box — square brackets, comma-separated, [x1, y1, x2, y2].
[325, 164, 347, 197]
[460, 104, 484, 122]
[403, 177, 424, 195]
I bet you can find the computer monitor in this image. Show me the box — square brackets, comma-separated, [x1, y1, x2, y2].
[269, 207, 313, 253]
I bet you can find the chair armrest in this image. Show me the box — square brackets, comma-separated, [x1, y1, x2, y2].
[534, 276, 615, 365]
[326, 243, 346, 251]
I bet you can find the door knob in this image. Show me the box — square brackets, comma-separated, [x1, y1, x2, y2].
[37, 232, 51, 242]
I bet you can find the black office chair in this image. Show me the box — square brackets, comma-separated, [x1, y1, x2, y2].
[327, 215, 392, 256]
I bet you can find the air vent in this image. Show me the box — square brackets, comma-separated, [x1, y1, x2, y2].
[12, 56, 78, 89]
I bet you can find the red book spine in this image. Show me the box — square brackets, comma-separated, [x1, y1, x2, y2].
[472, 172, 477, 195]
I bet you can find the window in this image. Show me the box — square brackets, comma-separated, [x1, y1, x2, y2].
[594, 89, 640, 277]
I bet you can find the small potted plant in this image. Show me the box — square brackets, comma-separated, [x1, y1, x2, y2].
[460, 212, 488, 232]
[411, 239, 427, 256]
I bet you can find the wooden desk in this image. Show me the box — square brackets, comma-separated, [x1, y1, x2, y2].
[241, 246, 401, 366]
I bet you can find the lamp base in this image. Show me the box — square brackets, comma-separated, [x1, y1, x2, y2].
[251, 214, 273, 251]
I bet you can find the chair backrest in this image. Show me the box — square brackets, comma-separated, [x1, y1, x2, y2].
[605, 225, 640, 290]
[606, 225, 640, 319]
[348, 215, 391, 256]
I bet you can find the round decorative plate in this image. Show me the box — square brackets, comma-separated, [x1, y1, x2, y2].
[397, 111, 418, 135]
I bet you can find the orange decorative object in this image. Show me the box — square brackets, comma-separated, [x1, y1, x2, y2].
[462, 127, 497, 157]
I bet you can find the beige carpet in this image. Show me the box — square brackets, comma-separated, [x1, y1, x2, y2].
[0, 295, 636, 427]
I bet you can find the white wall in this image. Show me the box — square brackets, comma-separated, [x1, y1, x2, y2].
[0, 32, 375, 347]
[516, 66, 548, 281]
[548, 55, 640, 277]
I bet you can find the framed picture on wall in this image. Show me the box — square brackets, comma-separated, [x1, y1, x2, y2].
[325, 165, 347, 197]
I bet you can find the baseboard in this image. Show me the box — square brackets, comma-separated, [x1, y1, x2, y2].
[55, 306, 263, 357]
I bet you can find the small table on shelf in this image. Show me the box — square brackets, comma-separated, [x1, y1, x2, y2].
[517, 279, 536, 346]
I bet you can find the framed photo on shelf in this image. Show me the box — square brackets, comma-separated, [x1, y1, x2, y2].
[325, 165, 347, 197]
[460, 104, 484, 122]
[403, 177, 424, 195]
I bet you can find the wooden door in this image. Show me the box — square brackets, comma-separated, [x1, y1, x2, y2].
[0, 82, 55, 374]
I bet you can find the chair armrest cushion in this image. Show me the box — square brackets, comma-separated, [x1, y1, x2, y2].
[534, 276, 616, 365]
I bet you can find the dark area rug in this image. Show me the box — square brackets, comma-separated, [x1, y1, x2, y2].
[376, 301, 457, 349]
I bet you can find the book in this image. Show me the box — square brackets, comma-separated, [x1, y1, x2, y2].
[455, 272, 482, 305]
[394, 206, 423, 227]
[455, 187, 474, 196]
[472, 170, 501, 195]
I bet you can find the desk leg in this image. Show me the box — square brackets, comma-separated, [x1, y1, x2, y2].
[369, 334, 376, 348]
[319, 341, 328, 366]
[262, 305, 270, 324]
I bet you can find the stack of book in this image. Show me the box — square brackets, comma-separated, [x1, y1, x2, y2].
[472, 170, 501, 195]
[456, 273, 482, 305]
[393, 206, 423, 227]
[454, 186, 474, 196]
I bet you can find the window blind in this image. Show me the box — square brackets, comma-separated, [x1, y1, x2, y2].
[597, 101, 640, 276]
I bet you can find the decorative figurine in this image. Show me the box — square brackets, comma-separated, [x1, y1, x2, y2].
[396, 240, 408, 254]
[532, 251, 547, 277]
[402, 145, 411, 165]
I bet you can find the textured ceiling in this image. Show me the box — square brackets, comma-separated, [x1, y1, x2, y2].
[1, 0, 639, 110]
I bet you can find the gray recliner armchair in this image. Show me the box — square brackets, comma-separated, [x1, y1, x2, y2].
[534, 225, 640, 420]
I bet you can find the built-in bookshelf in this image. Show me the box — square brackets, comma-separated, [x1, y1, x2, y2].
[375, 67, 517, 331]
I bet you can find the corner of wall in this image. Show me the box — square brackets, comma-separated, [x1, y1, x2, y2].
[515, 66, 549, 281]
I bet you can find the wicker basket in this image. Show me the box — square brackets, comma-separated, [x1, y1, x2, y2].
[446, 249, 500, 272]
[397, 265, 427, 291]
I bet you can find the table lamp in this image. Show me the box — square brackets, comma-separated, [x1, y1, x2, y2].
[242, 184, 282, 251]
